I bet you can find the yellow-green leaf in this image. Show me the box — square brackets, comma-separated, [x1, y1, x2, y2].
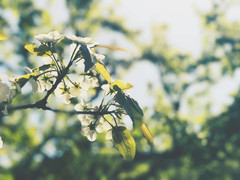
[80, 43, 96, 72]
[0, 33, 8, 40]
[95, 62, 111, 83]
[24, 44, 51, 57]
[141, 123, 153, 144]
[112, 126, 136, 160]
[114, 90, 143, 127]
[110, 80, 133, 91]
[16, 72, 37, 88]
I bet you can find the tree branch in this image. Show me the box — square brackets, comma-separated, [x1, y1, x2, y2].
[8, 103, 116, 116]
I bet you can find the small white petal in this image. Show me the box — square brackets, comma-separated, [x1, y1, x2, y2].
[34, 31, 63, 43]
[90, 78, 99, 87]
[37, 81, 45, 92]
[87, 130, 97, 141]
[102, 121, 112, 131]
[81, 81, 90, 91]
[81, 126, 90, 135]
[66, 35, 98, 48]
[96, 123, 104, 133]
[24, 67, 33, 73]
[54, 83, 64, 96]
[69, 86, 81, 97]
[101, 84, 110, 95]
[80, 118, 91, 126]
[77, 114, 85, 121]
[75, 103, 83, 111]
[63, 93, 71, 104]
[80, 89, 88, 98]
[106, 131, 112, 140]
[29, 79, 39, 93]
[45, 81, 53, 90]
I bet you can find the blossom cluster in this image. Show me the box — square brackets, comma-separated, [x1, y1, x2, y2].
[0, 31, 130, 142]
[0, 31, 151, 159]
[28, 31, 130, 141]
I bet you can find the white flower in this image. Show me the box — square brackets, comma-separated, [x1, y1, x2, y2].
[37, 78, 52, 92]
[24, 67, 57, 93]
[74, 100, 91, 112]
[106, 131, 112, 140]
[78, 114, 91, 125]
[34, 31, 63, 43]
[0, 136, 3, 148]
[0, 79, 10, 103]
[55, 80, 88, 103]
[74, 103, 84, 112]
[95, 118, 104, 133]
[85, 76, 99, 88]
[54, 82, 71, 104]
[66, 35, 99, 48]
[101, 84, 110, 95]
[37, 72, 56, 92]
[69, 84, 81, 97]
[74, 76, 90, 98]
[82, 126, 97, 141]
[81, 117, 103, 142]
[0, 78, 17, 115]
[75, 101, 104, 142]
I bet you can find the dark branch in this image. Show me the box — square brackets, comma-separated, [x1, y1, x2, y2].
[8, 103, 116, 116]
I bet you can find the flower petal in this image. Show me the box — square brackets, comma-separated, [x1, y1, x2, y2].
[106, 131, 112, 140]
[81, 126, 90, 135]
[87, 130, 97, 142]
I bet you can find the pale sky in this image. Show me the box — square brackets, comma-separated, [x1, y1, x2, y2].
[113, 0, 240, 116]
[30, 0, 240, 116]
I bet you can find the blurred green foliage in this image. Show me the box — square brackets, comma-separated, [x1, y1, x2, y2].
[1, 0, 240, 179]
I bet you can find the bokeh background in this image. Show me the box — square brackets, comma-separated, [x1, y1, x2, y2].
[1, 0, 240, 179]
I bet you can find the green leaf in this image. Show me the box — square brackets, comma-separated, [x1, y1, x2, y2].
[110, 80, 133, 91]
[112, 126, 136, 160]
[115, 91, 133, 120]
[24, 44, 51, 57]
[34, 64, 52, 71]
[80, 43, 96, 72]
[126, 96, 144, 116]
[95, 62, 111, 83]
[127, 96, 143, 127]
[112, 126, 126, 143]
[141, 123, 154, 144]
[115, 92, 152, 144]
[35, 44, 52, 56]
[115, 91, 143, 126]
[16, 73, 37, 88]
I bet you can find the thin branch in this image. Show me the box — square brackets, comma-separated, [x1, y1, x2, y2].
[9, 55, 74, 115]
[8, 103, 117, 116]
